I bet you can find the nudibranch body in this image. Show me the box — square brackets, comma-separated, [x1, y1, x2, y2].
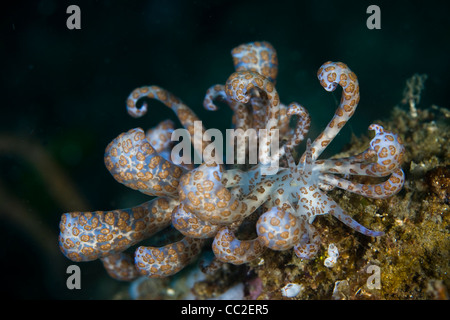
[59, 41, 405, 281]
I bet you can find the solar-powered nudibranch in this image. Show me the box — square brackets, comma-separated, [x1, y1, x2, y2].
[59, 41, 405, 281]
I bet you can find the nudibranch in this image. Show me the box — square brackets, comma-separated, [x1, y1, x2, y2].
[58, 41, 405, 281]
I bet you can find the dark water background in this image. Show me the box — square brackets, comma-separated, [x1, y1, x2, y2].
[1, 0, 449, 299]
